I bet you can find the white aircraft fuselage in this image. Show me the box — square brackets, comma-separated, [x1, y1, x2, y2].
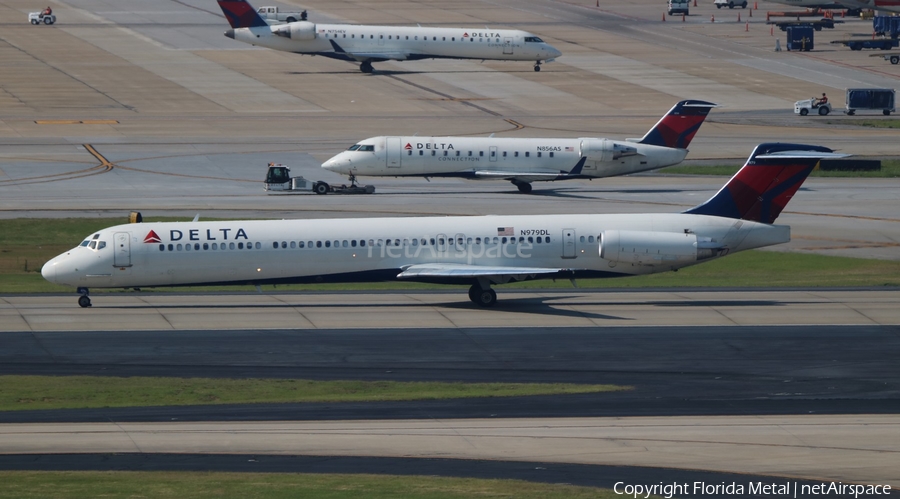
[323, 136, 685, 181]
[41, 213, 785, 290]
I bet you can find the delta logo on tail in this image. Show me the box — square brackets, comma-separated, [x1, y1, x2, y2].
[638, 100, 716, 150]
[144, 230, 162, 243]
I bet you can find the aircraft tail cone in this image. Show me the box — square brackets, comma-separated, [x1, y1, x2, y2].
[225, 28, 235, 39]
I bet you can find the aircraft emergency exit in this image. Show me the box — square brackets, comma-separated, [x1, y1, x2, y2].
[322, 100, 716, 193]
[42, 144, 845, 309]
[217, 0, 562, 73]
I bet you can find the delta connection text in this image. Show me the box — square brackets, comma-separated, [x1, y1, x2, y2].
[614, 481, 891, 498]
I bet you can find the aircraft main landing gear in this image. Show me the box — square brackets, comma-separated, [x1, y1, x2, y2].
[468, 284, 497, 307]
[77, 287, 91, 308]
[360, 61, 374, 73]
[511, 180, 533, 193]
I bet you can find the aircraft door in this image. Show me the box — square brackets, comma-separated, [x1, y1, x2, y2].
[562, 228, 576, 259]
[378, 32, 385, 46]
[114, 232, 132, 267]
[386, 137, 401, 168]
[489, 146, 497, 162]
[503, 37, 513, 55]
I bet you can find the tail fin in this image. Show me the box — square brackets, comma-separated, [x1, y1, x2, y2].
[218, 0, 268, 28]
[685, 143, 848, 224]
[637, 100, 716, 149]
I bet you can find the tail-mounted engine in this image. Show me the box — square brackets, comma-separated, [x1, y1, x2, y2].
[600, 230, 724, 265]
[273, 21, 316, 40]
[580, 138, 638, 162]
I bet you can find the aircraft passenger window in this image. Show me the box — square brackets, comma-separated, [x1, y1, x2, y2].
[442, 37, 446, 41]
[479, 151, 484, 157]
[291, 241, 296, 249]
[443, 151, 448, 156]
[185, 244, 191, 251]
[406, 36, 409, 40]
[412, 239, 418, 246]
[433, 37, 436, 40]
[298, 241, 304, 248]
[419, 151, 424, 156]
[458, 237, 464, 245]
[282, 241, 288, 248]
[325, 241, 331, 248]
[348, 144, 360, 151]
[228, 243, 233, 249]
[343, 34, 346, 38]
[403, 239, 409, 246]
[315, 241, 321, 248]
[519, 237, 525, 243]
[537, 152, 542, 158]
[467, 237, 472, 244]
[455, 151, 460, 156]
[193, 243, 199, 250]
[514, 152, 519, 157]
[380, 35, 383, 39]
[490, 151, 495, 157]
[360, 240, 366, 247]
[352, 34, 355, 38]
[448, 238, 453, 246]
[415, 36, 418, 40]
[528, 237, 533, 243]
[438, 238, 445, 245]
[273, 242, 279, 249]
[168, 244, 173, 251]
[88, 241, 96, 249]
[452, 37, 455, 41]
[580, 236, 585, 243]
[525, 152, 530, 157]
[431, 151, 436, 156]
[468, 151, 473, 156]
[408, 150, 412, 155]
[211, 243, 217, 250]
[255, 242, 261, 249]
[501, 237, 508, 244]
[470, 38, 474, 42]
[502, 151, 507, 157]
[343, 240, 348, 247]
[351, 240, 357, 247]
[385, 239, 391, 246]
[370, 35, 374, 39]
[368, 239, 374, 246]
[203, 243, 209, 250]
[377, 239, 383, 246]
[159, 244, 164, 251]
[475, 237, 481, 244]
[493, 237, 499, 244]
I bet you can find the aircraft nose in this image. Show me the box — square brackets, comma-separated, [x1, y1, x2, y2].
[224, 29, 235, 39]
[548, 45, 562, 58]
[322, 155, 350, 172]
[41, 258, 56, 283]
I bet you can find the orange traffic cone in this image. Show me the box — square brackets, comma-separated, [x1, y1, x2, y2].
[682, 13, 686, 22]
[711, 14, 715, 22]
[754, 1, 758, 9]
[694, 0, 697, 5]
[749, 8, 752, 17]
[662, 13, 666, 21]
[770, 25, 774, 35]
[746, 21, 749, 31]
[738, 12, 741, 21]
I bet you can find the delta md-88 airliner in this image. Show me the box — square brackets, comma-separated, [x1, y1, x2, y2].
[217, 0, 561, 73]
[42, 144, 845, 308]
[322, 100, 716, 193]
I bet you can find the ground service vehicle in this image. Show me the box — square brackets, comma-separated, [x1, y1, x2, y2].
[871, 53, 900, 64]
[846, 88, 896, 115]
[28, 11, 55, 24]
[255, 6, 307, 23]
[264, 164, 374, 195]
[668, 0, 690, 15]
[715, 0, 748, 8]
[795, 98, 832, 116]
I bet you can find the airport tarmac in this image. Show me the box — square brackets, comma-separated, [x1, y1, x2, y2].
[2, 0, 899, 490]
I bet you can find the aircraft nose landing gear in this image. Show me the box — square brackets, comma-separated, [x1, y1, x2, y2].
[76, 287, 92, 308]
[534, 61, 542, 72]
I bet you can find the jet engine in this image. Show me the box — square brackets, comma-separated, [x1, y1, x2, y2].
[272, 21, 317, 40]
[600, 230, 721, 265]
[579, 138, 638, 162]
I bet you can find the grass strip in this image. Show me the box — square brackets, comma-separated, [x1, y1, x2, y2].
[0, 471, 620, 499]
[0, 376, 628, 411]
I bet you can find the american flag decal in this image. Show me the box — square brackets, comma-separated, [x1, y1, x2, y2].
[497, 227, 514, 236]
[565, 146, 574, 152]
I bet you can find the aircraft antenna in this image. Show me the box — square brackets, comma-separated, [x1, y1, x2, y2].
[192, 214, 200, 222]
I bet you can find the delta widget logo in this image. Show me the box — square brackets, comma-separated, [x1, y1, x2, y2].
[144, 230, 161, 243]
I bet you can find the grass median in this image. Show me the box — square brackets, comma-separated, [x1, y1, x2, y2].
[0, 472, 621, 499]
[0, 375, 629, 411]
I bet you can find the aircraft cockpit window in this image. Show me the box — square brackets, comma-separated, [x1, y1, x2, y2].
[97, 241, 106, 250]
[88, 241, 97, 249]
[524, 36, 544, 43]
[358, 145, 375, 152]
[347, 144, 361, 151]
[92, 234, 100, 239]
[80, 241, 90, 247]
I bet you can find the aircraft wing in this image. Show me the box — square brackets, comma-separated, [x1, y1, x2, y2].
[327, 39, 409, 61]
[397, 263, 567, 280]
[472, 170, 571, 182]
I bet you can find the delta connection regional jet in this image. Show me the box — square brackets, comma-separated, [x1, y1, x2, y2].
[322, 100, 716, 193]
[42, 144, 846, 308]
[217, 0, 562, 73]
